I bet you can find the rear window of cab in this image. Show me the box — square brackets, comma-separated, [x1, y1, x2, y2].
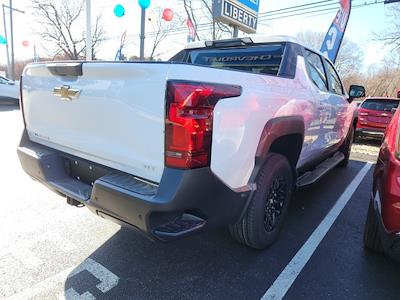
[361, 99, 400, 111]
[188, 43, 285, 76]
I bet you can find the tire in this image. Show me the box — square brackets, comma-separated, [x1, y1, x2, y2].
[338, 125, 354, 167]
[229, 153, 293, 249]
[363, 200, 383, 252]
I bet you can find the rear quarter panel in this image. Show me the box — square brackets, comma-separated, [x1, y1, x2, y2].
[210, 56, 318, 190]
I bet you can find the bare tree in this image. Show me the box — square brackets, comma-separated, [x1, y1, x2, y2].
[147, 8, 184, 60]
[182, 0, 232, 40]
[375, 6, 400, 50]
[296, 31, 364, 81]
[31, 0, 105, 60]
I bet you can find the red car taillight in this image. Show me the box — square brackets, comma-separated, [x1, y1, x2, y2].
[165, 81, 241, 169]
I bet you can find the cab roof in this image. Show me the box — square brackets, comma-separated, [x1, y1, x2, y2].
[184, 34, 326, 59]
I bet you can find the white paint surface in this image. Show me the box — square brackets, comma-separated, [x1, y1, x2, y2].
[6, 258, 119, 300]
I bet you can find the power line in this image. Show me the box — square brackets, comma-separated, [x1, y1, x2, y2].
[105, 0, 384, 43]
[99, 0, 341, 41]
[258, 0, 384, 23]
[258, 0, 338, 17]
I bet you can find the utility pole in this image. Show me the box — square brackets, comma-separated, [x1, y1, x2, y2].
[232, 25, 239, 38]
[2, 2, 24, 80]
[2, 4, 11, 78]
[85, 0, 92, 60]
[9, 0, 14, 80]
[139, 8, 146, 60]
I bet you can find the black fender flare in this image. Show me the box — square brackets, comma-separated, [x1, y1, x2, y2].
[249, 116, 305, 183]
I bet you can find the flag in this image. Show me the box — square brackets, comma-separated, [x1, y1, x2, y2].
[115, 31, 127, 61]
[320, 0, 351, 63]
[186, 17, 196, 43]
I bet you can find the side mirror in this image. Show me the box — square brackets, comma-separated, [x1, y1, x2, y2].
[349, 85, 365, 102]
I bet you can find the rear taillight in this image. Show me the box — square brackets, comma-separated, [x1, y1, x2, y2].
[165, 80, 241, 169]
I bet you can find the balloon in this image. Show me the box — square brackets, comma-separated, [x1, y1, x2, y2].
[138, 0, 150, 9]
[114, 4, 125, 17]
[162, 8, 174, 21]
[22, 40, 29, 47]
[0, 35, 6, 45]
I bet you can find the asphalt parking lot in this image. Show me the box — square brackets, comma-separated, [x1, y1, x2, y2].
[1, 105, 399, 300]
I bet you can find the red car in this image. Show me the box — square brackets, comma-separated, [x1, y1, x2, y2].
[364, 108, 400, 261]
[356, 97, 400, 140]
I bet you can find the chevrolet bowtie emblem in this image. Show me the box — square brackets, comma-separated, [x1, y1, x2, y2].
[53, 85, 80, 101]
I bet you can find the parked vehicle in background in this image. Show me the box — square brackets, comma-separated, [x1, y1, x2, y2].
[18, 36, 364, 249]
[355, 97, 400, 141]
[353, 99, 363, 107]
[0, 75, 19, 105]
[364, 108, 400, 262]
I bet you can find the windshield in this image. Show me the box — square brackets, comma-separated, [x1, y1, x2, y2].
[361, 99, 400, 111]
[189, 43, 285, 76]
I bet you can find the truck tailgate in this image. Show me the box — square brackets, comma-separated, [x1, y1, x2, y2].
[22, 62, 167, 183]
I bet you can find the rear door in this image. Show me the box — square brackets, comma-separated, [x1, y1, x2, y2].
[303, 49, 330, 154]
[321, 57, 350, 146]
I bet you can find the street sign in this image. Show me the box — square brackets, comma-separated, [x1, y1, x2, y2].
[213, 0, 259, 34]
[236, 0, 260, 12]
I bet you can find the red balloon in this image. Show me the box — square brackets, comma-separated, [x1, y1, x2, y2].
[22, 40, 29, 47]
[162, 8, 173, 21]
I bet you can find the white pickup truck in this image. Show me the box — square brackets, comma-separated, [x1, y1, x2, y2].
[17, 36, 365, 249]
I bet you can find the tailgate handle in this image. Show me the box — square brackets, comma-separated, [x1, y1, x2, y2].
[47, 63, 83, 77]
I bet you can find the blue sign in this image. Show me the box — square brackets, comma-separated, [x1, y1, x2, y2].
[222, 1, 257, 31]
[213, 0, 258, 34]
[236, 0, 259, 12]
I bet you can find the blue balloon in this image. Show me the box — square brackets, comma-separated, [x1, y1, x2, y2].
[114, 4, 125, 17]
[138, 0, 150, 9]
[0, 35, 7, 45]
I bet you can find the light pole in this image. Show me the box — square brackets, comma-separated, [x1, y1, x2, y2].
[2, 4, 11, 78]
[86, 0, 92, 60]
[2, 1, 24, 80]
[139, 7, 145, 60]
[9, 0, 14, 80]
[138, 0, 150, 60]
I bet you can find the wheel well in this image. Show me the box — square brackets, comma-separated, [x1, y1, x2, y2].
[269, 134, 303, 169]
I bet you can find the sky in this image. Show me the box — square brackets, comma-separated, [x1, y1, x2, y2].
[0, 0, 397, 70]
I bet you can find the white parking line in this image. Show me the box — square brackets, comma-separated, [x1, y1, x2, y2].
[67, 258, 120, 293]
[261, 163, 372, 300]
